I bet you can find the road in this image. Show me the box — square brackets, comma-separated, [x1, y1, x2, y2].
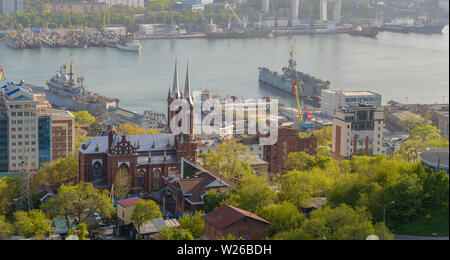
[394, 235, 449, 240]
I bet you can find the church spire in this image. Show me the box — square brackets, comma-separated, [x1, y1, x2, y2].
[184, 59, 191, 102]
[172, 58, 180, 98]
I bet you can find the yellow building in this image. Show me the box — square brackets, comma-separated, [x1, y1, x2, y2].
[117, 197, 140, 225]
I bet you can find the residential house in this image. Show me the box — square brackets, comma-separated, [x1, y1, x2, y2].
[202, 204, 270, 240]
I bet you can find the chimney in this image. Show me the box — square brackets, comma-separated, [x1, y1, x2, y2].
[108, 126, 113, 150]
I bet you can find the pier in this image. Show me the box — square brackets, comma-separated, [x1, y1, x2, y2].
[7, 29, 120, 49]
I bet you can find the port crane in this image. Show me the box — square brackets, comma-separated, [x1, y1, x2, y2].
[224, 0, 246, 30]
[289, 40, 314, 132]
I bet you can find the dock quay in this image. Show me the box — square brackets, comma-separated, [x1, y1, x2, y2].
[7, 29, 121, 49]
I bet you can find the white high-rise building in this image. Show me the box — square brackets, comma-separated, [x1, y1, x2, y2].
[0, 82, 52, 171]
[332, 103, 384, 159]
[262, 0, 270, 14]
[96, 0, 144, 9]
[291, 0, 299, 20]
[0, 0, 23, 15]
[321, 89, 382, 117]
[332, 0, 342, 23]
[320, 0, 327, 22]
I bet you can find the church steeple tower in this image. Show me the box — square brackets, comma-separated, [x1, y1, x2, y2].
[184, 59, 192, 105]
[172, 58, 181, 99]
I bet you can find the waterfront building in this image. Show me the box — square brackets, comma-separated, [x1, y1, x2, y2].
[103, 107, 166, 132]
[51, 109, 75, 161]
[385, 110, 422, 133]
[419, 104, 449, 139]
[51, 2, 108, 13]
[263, 128, 317, 177]
[0, 82, 52, 172]
[95, 0, 144, 9]
[320, 0, 327, 22]
[173, 1, 205, 11]
[420, 148, 449, 174]
[321, 89, 382, 117]
[0, 0, 23, 15]
[332, 103, 384, 160]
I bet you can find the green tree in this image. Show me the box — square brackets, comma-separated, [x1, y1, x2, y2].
[0, 215, 13, 240]
[277, 168, 336, 209]
[256, 201, 306, 238]
[13, 209, 52, 238]
[113, 168, 131, 199]
[201, 141, 252, 180]
[312, 126, 332, 147]
[72, 111, 96, 125]
[130, 200, 162, 239]
[204, 189, 231, 213]
[300, 205, 382, 240]
[117, 123, 160, 135]
[286, 152, 333, 171]
[157, 227, 194, 240]
[226, 174, 275, 212]
[178, 212, 205, 239]
[41, 183, 114, 229]
[0, 177, 22, 216]
[38, 154, 78, 190]
[272, 228, 314, 240]
[382, 174, 424, 224]
[422, 170, 449, 208]
[77, 222, 88, 240]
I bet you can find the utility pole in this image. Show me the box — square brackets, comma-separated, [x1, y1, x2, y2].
[16, 148, 34, 211]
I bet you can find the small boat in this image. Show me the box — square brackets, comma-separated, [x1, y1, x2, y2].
[348, 26, 379, 38]
[115, 35, 142, 52]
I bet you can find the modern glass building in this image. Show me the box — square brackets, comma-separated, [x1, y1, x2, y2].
[38, 116, 52, 167]
[0, 118, 8, 172]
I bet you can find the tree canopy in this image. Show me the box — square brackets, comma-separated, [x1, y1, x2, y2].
[130, 199, 162, 239]
[41, 182, 114, 227]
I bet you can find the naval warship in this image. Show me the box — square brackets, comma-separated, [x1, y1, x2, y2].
[31, 55, 119, 116]
[258, 40, 330, 107]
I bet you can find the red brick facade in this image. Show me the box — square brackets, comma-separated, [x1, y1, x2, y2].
[204, 217, 269, 240]
[202, 205, 270, 240]
[263, 128, 317, 177]
[79, 128, 197, 194]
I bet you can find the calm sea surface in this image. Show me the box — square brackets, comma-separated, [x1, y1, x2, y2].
[0, 27, 448, 114]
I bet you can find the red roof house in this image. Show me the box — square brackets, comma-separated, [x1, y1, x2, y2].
[202, 205, 270, 240]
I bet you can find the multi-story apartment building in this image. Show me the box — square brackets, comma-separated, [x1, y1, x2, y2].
[0, 0, 23, 15]
[0, 82, 52, 172]
[51, 2, 108, 13]
[52, 109, 75, 161]
[95, 0, 144, 9]
[263, 128, 317, 177]
[321, 90, 382, 117]
[332, 103, 384, 160]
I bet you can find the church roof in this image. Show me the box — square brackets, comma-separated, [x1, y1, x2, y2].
[78, 134, 177, 154]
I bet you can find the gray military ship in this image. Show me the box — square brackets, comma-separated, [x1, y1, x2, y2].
[258, 40, 330, 107]
[31, 55, 119, 116]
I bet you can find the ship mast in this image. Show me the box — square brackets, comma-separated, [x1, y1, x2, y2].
[288, 39, 297, 78]
[65, 54, 72, 75]
[72, 62, 77, 87]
